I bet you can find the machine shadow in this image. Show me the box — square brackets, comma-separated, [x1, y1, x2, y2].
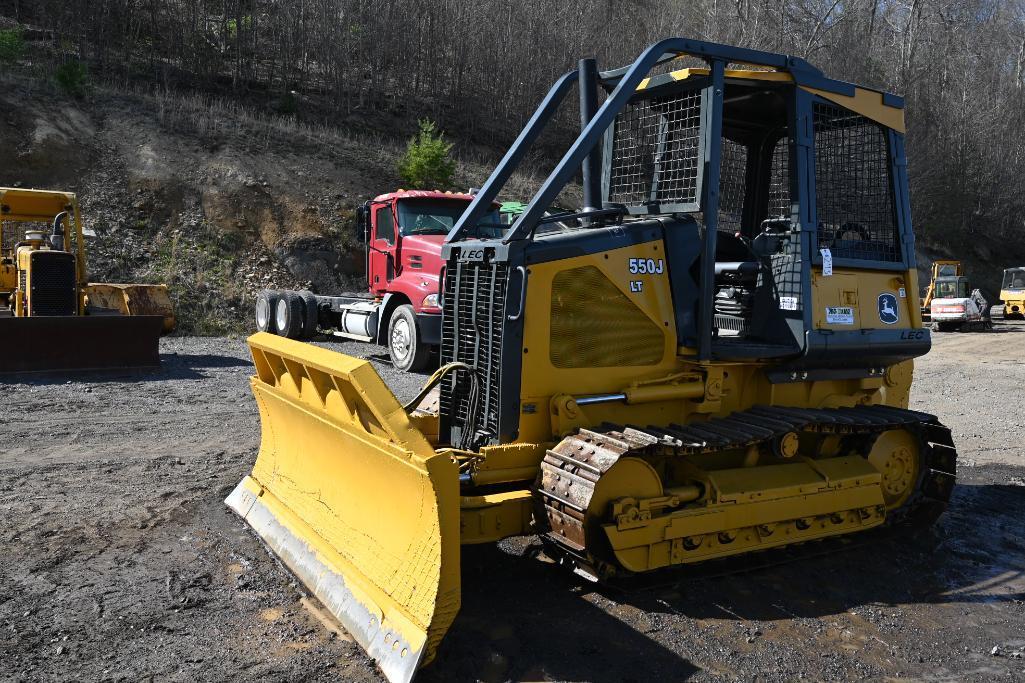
[423, 542, 699, 683]
[977, 325, 1024, 334]
[0, 352, 253, 385]
[427, 481, 1024, 683]
[612, 481, 1025, 622]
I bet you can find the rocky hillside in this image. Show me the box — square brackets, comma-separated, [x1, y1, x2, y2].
[0, 74, 552, 334]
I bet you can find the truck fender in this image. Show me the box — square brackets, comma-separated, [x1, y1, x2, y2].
[375, 292, 406, 346]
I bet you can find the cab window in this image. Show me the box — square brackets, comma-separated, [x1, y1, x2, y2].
[375, 206, 395, 244]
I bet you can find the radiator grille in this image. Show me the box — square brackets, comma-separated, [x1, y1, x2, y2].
[440, 259, 509, 448]
[607, 88, 703, 208]
[550, 266, 664, 367]
[29, 251, 76, 316]
[813, 102, 899, 262]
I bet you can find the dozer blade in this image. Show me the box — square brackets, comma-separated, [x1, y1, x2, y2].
[226, 332, 460, 683]
[84, 283, 176, 333]
[0, 315, 163, 374]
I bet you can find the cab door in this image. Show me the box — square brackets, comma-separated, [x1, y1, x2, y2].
[368, 202, 397, 295]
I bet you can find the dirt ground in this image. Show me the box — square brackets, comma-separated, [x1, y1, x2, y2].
[2, 322, 1024, 683]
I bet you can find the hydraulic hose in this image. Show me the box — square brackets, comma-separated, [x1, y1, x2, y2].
[402, 361, 481, 451]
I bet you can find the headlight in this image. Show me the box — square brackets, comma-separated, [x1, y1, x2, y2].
[422, 293, 440, 309]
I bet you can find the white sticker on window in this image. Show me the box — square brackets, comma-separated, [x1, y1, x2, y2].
[820, 248, 833, 276]
[898, 287, 906, 298]
[825, 306, 855, 325]
[779, 296, 798, 311]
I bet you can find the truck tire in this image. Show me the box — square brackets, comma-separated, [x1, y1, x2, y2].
[256, 290, 280, 333]
[275, 291, 305, 339]
[387, 304, 430, 372]
[298, 290, 319, 339]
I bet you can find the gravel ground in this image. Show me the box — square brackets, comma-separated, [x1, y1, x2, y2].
[2, 324, 1024, 682]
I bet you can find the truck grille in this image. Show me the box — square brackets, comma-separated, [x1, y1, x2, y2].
[440, 259, 509, 448]
[29, 251, 76, 316]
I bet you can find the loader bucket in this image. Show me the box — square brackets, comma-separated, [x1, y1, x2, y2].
[226, 333, 460, 683]
[0, 315, 163, 374]
[84, 283, 176, 333]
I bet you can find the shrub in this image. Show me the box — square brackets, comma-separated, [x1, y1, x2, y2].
[0, 28, 24, 63]
[397, 119, 456, 190]
[55, 60, 89, 96]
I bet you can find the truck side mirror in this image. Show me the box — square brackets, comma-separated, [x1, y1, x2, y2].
[355, 204, 369, 244]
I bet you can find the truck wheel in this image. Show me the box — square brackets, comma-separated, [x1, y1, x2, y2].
[256, 290, 280, 333]
[275, 291, 305, 339]
[298, 290, 319, 339]
[388, 304, 430, 372]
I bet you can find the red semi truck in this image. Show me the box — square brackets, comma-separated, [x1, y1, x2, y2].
[256, 189, 500, 371]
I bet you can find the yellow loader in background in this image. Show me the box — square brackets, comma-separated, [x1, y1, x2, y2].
[0, 187, 174, 373]
[228, 39, 957, 682]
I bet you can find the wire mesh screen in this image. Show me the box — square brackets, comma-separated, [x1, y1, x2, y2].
[767, 137, 791, 220]
[813, 102, 899, 262]
[717, 139, 748, 233]
[607, 88, 702, 207]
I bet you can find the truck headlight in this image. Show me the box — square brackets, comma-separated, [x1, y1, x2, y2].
[422, 293, 440, 309]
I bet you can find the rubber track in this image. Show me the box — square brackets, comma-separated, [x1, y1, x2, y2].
[536, 404, 958, 578]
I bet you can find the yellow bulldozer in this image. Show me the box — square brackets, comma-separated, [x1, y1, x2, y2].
[1000, 266, 1025, 319]
[227, 39, 957, 682]
[0, 187, 174, 373]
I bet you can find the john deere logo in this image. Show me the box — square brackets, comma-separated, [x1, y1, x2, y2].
[878, 292, 899, 325]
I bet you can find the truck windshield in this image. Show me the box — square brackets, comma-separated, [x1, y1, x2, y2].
[397, 200, 502, 238]
[1002, 268, 1025, 289]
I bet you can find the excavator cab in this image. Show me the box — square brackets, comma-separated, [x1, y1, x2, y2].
[935, 276, 969, 299]
[228, 38, 955, 683]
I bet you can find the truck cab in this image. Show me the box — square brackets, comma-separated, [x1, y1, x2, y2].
[357, 190, 502, 369]
[258, 190, 502, 371]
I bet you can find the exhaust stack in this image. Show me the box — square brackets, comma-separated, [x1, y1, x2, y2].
[578, 58, 602, 215]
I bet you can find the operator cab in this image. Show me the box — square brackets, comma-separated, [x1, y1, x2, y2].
[935, 276, 970, 299]
[594, 67, 908, 360]
[1002, 267, 1025, 291]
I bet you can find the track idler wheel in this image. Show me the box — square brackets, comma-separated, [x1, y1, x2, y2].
[866, 423, 956, 528]
[867, 429, 920, 510]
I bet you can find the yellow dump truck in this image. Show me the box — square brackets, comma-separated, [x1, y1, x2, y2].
[0, 187, 174, 372]
[227, 39, 957, 682]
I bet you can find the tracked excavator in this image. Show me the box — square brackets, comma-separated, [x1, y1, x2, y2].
[227, 38, 957, 682]
[920, 260, 962, 322]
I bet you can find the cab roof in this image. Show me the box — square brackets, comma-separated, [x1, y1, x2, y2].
[632, 66, 905, 133]
[372, 189, 476, 203]
[0, 187, 78, 222]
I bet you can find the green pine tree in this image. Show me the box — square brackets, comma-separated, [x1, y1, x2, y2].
[398, 119, 456, 190]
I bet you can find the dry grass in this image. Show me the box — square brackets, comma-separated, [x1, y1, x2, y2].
[125, 83, 578, 204]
